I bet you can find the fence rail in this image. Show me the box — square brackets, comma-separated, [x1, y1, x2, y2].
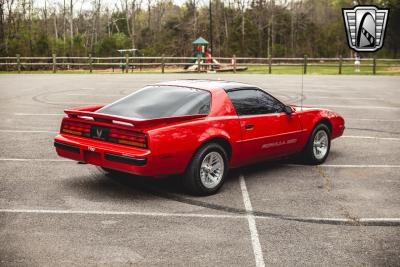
[0, 54, 399, 74]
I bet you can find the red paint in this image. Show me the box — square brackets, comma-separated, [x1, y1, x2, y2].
[54, 82, 345, 176]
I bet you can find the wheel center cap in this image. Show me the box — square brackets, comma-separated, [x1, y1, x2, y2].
[204, 165, 212, 173]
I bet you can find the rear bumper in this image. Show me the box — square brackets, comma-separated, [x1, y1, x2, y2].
[54, 134, 158, 176]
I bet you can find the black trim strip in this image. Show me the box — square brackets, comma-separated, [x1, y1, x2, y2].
[54, 142, 80, 154]
[104, 153, 147, 166]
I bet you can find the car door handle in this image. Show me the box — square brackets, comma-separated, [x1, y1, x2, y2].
[244, 124, 254, 129]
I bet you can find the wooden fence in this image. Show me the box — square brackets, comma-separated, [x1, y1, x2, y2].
[0, 54, 399, 74]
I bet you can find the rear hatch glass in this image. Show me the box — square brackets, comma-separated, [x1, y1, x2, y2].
[96, 86, 211, 119]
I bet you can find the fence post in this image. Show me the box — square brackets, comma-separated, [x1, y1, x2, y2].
[52, 54, 57, 73]
[303, 54, 308, 74]
[16, 54, 21, 73]
[338, 55, 342, 75]
[268, 55, 272, 74]
[161, 54, 165, 73]
[373, 57, 376, 75]
[197, 56, 201, 73]
[233, 54, 236, 73]
[89, 54, 92, 73]
[125, 54, 129, 73]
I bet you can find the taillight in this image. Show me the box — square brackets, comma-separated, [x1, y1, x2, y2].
[108, 128, 147, 148]
[61, 120, 90, 137]
[60, 119, 147, 149]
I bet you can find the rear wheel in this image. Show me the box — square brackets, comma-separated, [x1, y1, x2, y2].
[303, 123, 331, 164]
[183, 143, 228, 196]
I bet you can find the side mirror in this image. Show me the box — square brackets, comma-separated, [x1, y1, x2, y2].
[283, 105, 293, 115]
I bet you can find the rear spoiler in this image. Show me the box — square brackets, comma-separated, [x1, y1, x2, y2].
[64, 105, 208, 127]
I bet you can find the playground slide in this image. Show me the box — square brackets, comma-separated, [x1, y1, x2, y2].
[212, 58, 221, 65]
[188, 60, 200, 71]
[187, 58, 221, 71]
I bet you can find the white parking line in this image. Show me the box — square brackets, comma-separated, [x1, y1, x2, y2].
[14, 113, 63, 116]
[66, 94, 121, 97]
[43, 102, 100, 105]
[254, 216, 400, 225]
[285, 164, 400, 168]
[346, 118, 400, 122]
[0, 130, 57, 133]
[1, 208, 398, 228]
[0, 209, 243, 219]
[321, 164, 400, 168]
[0, 158, 71, 162]
[342, 135, 400, 141]
[305, 96, 381, 100]
[307, 104, 400, 110]
[239, 175, 265, 267]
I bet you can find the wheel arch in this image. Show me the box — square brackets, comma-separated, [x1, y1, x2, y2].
[197, 136, 232, 161]
[315, 118, 332, 134]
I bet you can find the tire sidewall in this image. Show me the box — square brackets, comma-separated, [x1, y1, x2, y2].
[307, 124, 331, 164]
[188, 143, 228, 195]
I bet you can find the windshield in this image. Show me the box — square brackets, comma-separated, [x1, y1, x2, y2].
[96, 86, 211, 119]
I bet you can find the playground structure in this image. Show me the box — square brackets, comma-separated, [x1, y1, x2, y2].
[117, 48, 138, 71]
[186, 37, 247, 73]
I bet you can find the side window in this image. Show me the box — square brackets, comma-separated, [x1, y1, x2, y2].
[227, 89, 284, 116]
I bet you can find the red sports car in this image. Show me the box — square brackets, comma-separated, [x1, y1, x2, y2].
[54, 80, 345, 195]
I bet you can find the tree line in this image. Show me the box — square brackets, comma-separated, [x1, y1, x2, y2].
[0, 0, 399, 58]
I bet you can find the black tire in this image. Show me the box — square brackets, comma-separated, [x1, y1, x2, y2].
[183, 143, 228, 196]
[303, 123, 331, 164]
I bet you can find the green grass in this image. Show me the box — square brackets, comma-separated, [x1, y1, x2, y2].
[244, 65, 400, 75]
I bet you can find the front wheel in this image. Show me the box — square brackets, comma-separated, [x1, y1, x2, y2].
[183, 143, 228, 196]
[303, 123, 331, 164]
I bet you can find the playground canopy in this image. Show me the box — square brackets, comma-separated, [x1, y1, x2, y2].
[192, 37, 209, 46]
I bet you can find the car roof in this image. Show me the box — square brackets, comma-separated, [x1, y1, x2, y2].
[153, 79, 259, 92]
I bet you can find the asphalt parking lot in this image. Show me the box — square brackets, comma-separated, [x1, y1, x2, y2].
[0, 74, 399, 266]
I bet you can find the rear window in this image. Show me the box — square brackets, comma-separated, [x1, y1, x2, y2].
[96, 86, 211, 119]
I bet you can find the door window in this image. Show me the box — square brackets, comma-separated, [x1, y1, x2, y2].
[227, 89, 284, 116]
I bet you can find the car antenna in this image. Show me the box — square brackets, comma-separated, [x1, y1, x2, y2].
[300, 64, 304, 111]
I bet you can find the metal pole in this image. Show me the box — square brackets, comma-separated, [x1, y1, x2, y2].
[338, 55, 342, 75]
[197, 56, 201, 73]
[268, 55, 272, 74]
[89, 54, 92, 73]
[52, 54, 57, 73]
[125, 54, 129, 73]
[161, 55, 165, 73]
[303, 55, 307, 75]
[17, 54, 21, 73]
[373, 57, 376, 75]
[209, 0, 213, 52]
[233, 54, 236, 73]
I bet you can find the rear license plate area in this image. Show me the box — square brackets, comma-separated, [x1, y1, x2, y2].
[84, 150, 101, 165]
